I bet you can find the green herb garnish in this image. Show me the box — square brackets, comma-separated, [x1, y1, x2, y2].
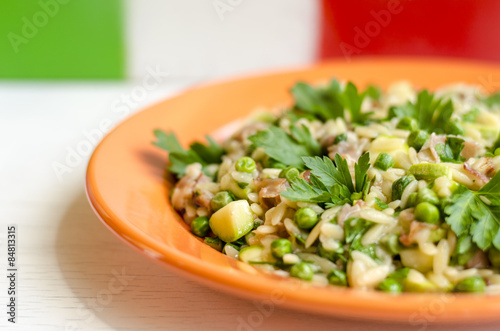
[153, 130, 223, 177]
[445, 172, 500, 250]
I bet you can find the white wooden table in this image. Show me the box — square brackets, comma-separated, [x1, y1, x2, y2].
[1, 79, 498, 331]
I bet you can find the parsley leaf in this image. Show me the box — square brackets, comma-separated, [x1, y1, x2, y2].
[291, 79, 374, 124]
[483, 92, 500, 108]
[289, 124, 322, 156]
[153, 130, 223, 177]
[190, 136, 224, 164]
[354, 153, 371, 194]
[344, 217, 373, 243]
[304, 153, 370, 194]
[153, 129, 186, 154]
[435, 137, 465, 163]
[431, 100, 454, 133]
[344, 217, 380, 263]
[463, 108, 480, 123]
[445, 172, 500, 250]
[248, 125, 320, 169]
[389, 90, 438, 124]
[389, 90, 455, 134]
[303, 155, 354, 193]
[375, 197, 389, 210]
[479, 172, 500, 205]
[291, 80, 343, 121]
[341, 82, 373, 124]
[365, 84, 381, 100]
[281, 178, 332, 203]
[281, 153, 372, 205]
[415, 90, 442, 130]
[444, 187, 476, 237]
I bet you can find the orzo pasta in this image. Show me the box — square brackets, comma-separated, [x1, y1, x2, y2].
[155, 79, 500, 294]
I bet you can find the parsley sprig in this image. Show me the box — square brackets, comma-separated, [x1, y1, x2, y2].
[389, 90, 455, 134]
[435, 137, 465, 163]
[291, 79, 376, 124]
[445, 172, 500, 250]
[281, 153, 372, 205]
[248, 125, 321, 169]
[483, 92, 500, 108]
[153, 130, 224, 177]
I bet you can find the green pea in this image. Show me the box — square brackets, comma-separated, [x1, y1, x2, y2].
[396, 117, 419, 131]
[407, 130, 430, 151]
[317, 243, 344, 261]
[495, 148, 500, 156]
[191, 216, 210, 237]
[374, 152, 395, 171]
[270, 239, 292, 259]
[236, 157, 256, 173]
[377, 278, 403, 293]
[210, 191, 235, 212]
[489, 247, 500, 268]
[392, 175, 416, 200]
[334, 133, 347, 144]
[279, 167, 300, 182]
[294, 207, 318, 230]
[290, 262, 314, 281]
[380, 234, 401, 255]
[414, 202, 440, 225]
[454, 276, 486, 293]
[444, 120, 465, 136]
[417, 188, 439, 205]
[327, 269, 347, 286]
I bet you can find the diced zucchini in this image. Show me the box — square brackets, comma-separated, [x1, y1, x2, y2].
[405, 269, 438, 292]
[400, 249, 434, 273]
[392, 175, 416, 200]
[368, 136, 409, 163]
[408, 163, 450, 181]
[239, 245, 264, 263]
[209, 200, 254, 242]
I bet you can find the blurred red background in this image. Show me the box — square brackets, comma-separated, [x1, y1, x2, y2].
[320, 0, 500, 62]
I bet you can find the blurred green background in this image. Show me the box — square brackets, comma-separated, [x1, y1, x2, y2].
[0, 0, 125, 79]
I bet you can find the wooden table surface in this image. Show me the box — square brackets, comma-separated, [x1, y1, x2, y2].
[1, 80, 498, 331]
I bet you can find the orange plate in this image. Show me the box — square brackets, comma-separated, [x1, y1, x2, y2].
[86, 58, 500, 322]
